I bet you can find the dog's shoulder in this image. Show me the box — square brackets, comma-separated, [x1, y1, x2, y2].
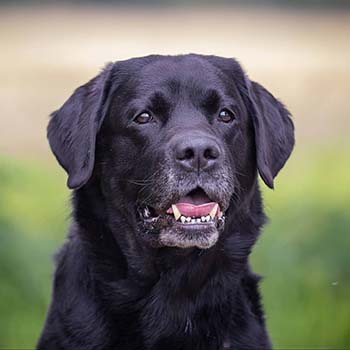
[38, 231, 113, 350]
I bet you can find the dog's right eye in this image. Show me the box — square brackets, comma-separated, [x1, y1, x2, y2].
[218, 109, 235, 123]
[134, 112, 153, 124]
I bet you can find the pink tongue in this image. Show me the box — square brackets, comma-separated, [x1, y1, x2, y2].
[166, 202, 220, 217]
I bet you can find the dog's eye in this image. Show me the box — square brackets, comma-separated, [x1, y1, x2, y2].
[218, 109, 235, 123]
[134, 112, 153, 124]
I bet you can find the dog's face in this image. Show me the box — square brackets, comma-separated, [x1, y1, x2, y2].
[48, 55, 294, 250]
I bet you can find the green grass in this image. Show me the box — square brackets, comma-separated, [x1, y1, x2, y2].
[0, 156, 68, 348]
[0, 150, 349, 348]
[252, 149, 350, 348]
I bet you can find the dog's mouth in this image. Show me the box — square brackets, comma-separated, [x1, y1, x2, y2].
[166, 188, 223, 223]
[138, 187, 226, 249]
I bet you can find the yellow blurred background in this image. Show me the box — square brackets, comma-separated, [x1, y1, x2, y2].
[0, 2, 349, 348]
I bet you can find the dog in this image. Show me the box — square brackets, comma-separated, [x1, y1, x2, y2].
[37, 54, 294, 350]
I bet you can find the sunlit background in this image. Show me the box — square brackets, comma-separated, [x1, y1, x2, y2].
[0, 1, 349, 348]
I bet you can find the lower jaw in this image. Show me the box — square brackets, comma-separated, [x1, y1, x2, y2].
[154, 215, 226, 249]
[159, 224, 219, 249]
[138, 212, 226, 249]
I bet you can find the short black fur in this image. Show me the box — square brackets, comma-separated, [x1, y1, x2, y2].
[38, 54, 294, 350]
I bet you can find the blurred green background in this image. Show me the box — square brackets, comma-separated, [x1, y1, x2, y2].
[0, 1, 349, 348]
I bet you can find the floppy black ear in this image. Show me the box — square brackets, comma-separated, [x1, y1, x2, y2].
[248, 81, 294, 189]
[47, 63, 114, 189]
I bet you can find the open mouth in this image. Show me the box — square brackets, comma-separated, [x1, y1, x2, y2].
[140, 187, 224, 224]
[138, 187, 226, 249]
[165, 188, 222, 224]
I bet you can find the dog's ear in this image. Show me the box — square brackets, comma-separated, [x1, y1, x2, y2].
[48, 63, 114, 189]
[247, 80, 295, 189]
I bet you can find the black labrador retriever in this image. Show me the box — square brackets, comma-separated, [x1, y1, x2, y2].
[38, 54, 294, 350]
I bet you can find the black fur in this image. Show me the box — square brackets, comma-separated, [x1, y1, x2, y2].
[38, 54, 294, 350]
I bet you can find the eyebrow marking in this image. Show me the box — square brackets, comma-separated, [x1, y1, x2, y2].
[201, 89, 221, 114]
[149, 91, 171, 119]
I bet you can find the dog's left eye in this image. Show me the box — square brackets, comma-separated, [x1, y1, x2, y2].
[218, 109, 235, 123]
[134, 112, 153, 124]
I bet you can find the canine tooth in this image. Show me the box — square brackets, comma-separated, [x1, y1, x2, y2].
[206, 215, 210, 222]
[180, 216, 186, 223]
[209, 204, 218, 219]
[143, 207, 150, 218]
[201, 216, 206, 222]
[186, 217, 191, 222]
[172, 204, 181, 221]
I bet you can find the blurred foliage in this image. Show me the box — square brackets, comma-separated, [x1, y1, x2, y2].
[0, 156, 68, 348]
[0, 148, 349, 348]
[251, 148, 350, 348]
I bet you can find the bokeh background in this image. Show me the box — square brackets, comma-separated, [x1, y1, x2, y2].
[1, 0, 349, 348]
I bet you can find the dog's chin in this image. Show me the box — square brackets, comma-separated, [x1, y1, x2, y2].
[158, 222, 219, 249]
[138, 214, 226, 250]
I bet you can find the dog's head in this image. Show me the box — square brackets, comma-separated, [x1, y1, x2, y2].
[48, 54, 294, 250]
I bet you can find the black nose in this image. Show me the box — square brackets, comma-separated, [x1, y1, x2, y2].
[174, 137, 221, 172]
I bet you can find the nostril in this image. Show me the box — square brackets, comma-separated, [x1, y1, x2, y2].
[204, 146, 220, 160]
[177, 147, 195, 161]
[184, 148, 194, 160]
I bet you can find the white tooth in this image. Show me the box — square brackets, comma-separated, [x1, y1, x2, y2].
[180, 216, 186, 223]
[201, 216, 206, 222]
[209, 204, 218, 219]
[219, 212, 223, 218]
[172, 205, 181, 221]
[191, 219, 196, 224]
[144, 207, 150, 218]
[196, 218, 201, 223]
[206, 215, 211, 222]
[186, 217, 191, 222]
